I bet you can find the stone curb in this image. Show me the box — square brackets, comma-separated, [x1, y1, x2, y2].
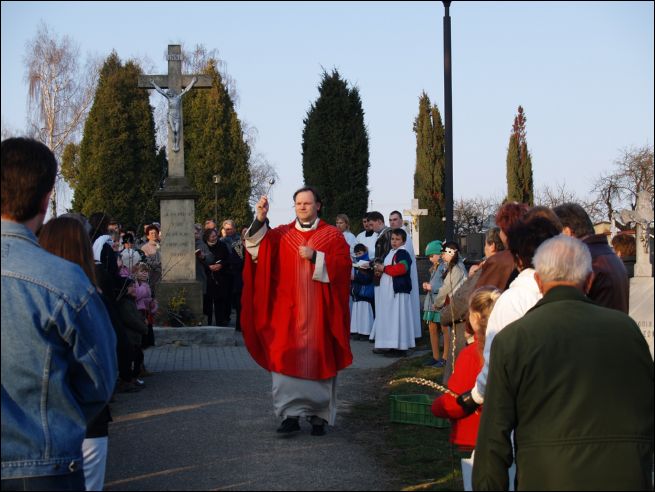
[153, 326, 240, 347]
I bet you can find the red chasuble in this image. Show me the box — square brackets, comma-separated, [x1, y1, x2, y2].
[241, 220, 353, 380]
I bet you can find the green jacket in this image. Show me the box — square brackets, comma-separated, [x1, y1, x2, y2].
[473, 286, 653, 491]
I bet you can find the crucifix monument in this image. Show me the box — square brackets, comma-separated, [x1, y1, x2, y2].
[403, 198, 428, 256]
[619, 191, 654, 359]
[138, 45, 212, 322]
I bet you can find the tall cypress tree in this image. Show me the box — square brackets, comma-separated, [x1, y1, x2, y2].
[506, 105, 534, 205]
[302, 69, 370, 226]
[73, 52, 159, 226]
[413, 91, 446, 250]
[183, 58, 252, 226]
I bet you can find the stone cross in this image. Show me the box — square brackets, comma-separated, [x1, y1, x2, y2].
[137, 45, 212, 322]
[403, 198, 428, 255]
[618, 191, 654, 278]
[620, 191, 654, 359]
[138, 45, 212, 176]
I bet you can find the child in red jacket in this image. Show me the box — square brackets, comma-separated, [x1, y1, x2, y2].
[431, 286, 501, 449]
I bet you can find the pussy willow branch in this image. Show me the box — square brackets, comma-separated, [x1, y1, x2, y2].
[389, 377, 460, 398]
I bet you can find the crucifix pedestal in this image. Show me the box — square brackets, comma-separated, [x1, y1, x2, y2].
[138, 45, 212, 324]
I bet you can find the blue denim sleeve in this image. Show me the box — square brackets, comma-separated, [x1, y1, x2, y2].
[67, 290, 118, 422]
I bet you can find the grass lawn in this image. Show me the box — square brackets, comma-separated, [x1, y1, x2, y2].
[346, 351, 467, 491]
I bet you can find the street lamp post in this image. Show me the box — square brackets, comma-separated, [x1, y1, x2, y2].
[212, 174, 221, 221]
[443, 1, 454, 242]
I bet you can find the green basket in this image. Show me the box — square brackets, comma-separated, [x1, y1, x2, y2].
[389, 394, 449, 428]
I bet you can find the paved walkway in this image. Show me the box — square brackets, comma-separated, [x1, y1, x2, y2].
[104, 334, 427, 490]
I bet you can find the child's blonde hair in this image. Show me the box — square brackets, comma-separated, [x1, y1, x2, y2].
[468, 285, 502, 360]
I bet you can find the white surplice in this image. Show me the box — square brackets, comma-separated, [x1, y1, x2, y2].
[371, 248, 416, 350]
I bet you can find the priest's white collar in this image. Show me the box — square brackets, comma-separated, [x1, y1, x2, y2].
[295, 217, 320, 231]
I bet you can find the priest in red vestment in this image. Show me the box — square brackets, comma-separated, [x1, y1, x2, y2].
[241, 187, 353, 436]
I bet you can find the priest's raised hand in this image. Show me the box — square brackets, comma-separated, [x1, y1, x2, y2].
[255, 195, 269, 222]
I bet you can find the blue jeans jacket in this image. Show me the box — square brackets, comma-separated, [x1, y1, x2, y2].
[1, 220, 117, 479]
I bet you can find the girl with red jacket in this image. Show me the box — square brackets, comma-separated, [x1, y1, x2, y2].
[431, 286, 501, 449]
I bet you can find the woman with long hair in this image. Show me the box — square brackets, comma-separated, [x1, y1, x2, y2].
[38, 216, 114, 492]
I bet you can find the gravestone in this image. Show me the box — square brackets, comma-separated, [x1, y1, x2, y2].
[621, 191, 654, 359]
[403, 198, 428, 256]
[138, 45, 212, 321]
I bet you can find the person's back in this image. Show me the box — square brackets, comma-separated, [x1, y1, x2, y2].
[584, 233, 629, 312]
[476, 290, 653, 490]
[1, 138, 117, 489]
[473, 235, 652, 491]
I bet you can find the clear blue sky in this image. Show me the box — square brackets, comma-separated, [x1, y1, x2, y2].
[2, 1, 653, 226]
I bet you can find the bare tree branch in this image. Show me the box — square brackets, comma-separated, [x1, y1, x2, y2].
[24, 22, 98, 216]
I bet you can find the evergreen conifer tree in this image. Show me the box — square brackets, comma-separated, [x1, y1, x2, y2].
[506, 105, 534, 205]
[72, 52, 160, 227]
[413, 91, 446, 250]
[183, 58, 252, 226]
[302, 69, 370, 227]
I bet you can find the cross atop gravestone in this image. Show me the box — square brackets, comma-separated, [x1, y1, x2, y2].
[403, 198, 428, 255]
[619, 190, 654, 360]
[138, 45, 212, 177]
[619, 191, 654, 278]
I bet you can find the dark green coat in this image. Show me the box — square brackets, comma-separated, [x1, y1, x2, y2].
[473, 286, 653, 491]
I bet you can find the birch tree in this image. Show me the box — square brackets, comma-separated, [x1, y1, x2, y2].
[24, 22, 97, 216]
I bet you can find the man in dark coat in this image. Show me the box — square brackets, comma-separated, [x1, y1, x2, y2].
[473, 235, 653, 491]
[554, 202, 629, 312]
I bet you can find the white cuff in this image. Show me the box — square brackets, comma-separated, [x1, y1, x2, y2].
[244, 223, 268, 263]
[471, 385, 484, 405]
[312, 251, 330, 283]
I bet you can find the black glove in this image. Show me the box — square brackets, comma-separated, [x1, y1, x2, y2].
[456, 391, 480, 416]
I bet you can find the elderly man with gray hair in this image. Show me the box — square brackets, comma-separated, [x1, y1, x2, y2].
[472, 235, 653, 491]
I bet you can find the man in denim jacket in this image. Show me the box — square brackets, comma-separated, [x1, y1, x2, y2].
[1, 138, 117, 490]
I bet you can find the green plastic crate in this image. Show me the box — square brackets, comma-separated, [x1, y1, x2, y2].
[389, 394, 449, 428]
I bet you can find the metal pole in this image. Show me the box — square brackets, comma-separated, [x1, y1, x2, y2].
[443, 1, 454, 242]
[214, 184, 218, 222]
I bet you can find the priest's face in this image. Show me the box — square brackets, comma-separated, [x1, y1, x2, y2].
[295, 191, 320, 223]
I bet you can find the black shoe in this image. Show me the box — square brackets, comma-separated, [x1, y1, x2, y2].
[276, 417, 300, 433]
[311, 423, 326, 436]
[309, 416, 326, 436]
[372, 348, 388, 354]
[384, 349, 408, 358]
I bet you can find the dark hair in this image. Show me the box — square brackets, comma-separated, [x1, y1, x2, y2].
[145, 224, 160, 236]
[495, 202, 530, 236]
[484, 227, 505, 252]
[88, 212, 111, 241]
[391, 228, 407, 242]
[524, 206, 563, 232]
[122, 233, 135, 244]
[389, 210, 402, 219]
[293, 186, 322, 205]
[38, 217, 97, 287]
[442, 240, 460, 278]
[366, 211, 384, 223]
[203, 228, 218, 243]
[552, 203, 594, 238]
[1, 137, 57, 222]
[507, 217, 561, 269]
[611, 233, 636, 257]
[354, 243, 368, 254]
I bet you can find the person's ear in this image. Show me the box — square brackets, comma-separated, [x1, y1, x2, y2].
[584, 271, 594, 294]
[39, 191, 52, 215]
[534, 271, 545, 294]
[562, 226, 575, 237]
